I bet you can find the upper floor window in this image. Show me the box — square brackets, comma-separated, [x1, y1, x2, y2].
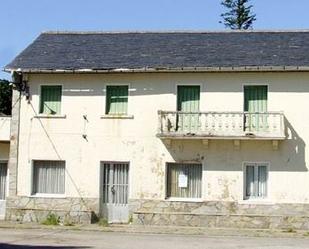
[39, 85, 62, 115]
[105, 85, 128, 115]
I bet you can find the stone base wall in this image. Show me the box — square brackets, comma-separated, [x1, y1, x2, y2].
[130, 199, 309, 230]
[5, 196, 100, 224]
[7, 197, 309, 229]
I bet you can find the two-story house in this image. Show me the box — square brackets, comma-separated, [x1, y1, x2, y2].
[2, 31, 309, 229]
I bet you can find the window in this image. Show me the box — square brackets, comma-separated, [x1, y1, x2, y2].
[244, 85, 268, 132]
[39, 85, 62, 115]
[0, 162, 7, 200]
[166, 163, 202, 199]
[32, 160, 65, 195]
[177, 86, 200, 132]
[244, 163, 268, 199]
[106, 85, 128, 115]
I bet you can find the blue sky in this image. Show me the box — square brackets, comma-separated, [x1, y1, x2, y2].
[1, 0, 309, 79]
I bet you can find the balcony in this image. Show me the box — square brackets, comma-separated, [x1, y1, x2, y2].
[157, 111, 285, 144]
[0, 116, 11, 142]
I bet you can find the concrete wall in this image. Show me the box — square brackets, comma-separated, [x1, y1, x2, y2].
[10, 72, 309, 223]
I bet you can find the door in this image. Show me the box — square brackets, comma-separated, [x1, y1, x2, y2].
[177, 85, 200, 133]
[0, 162, 7, 220]
[101, 162, 129, 223]
[244, 86, 268, 132]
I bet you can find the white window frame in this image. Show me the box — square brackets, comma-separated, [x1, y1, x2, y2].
[243, 162, 269, 200]
[0, 160, 8, 200]
[31, 160, 66, 198]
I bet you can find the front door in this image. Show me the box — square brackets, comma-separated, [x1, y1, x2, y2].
[177, 85, 200, 133]
[100, 162, 129, 223]
[244, 85, 268, 132]
[0, 161, 8, 220]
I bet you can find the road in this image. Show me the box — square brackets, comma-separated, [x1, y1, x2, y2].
[0, 228, 309, 249]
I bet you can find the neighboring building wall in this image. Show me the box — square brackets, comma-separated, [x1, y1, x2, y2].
[0, 143, 9, 160]
[6, 72, 309, 226]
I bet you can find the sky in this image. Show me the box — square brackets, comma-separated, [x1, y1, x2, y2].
[1, 0, 309, 79]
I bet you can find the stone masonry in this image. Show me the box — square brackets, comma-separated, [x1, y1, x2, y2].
[130, 199, 309, 230]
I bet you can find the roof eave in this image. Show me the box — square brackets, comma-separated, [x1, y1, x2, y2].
[4, 66, 309, 74]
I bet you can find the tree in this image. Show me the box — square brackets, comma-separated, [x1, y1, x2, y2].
[220, 0, 256, 30]
[0, 79, 12, 115]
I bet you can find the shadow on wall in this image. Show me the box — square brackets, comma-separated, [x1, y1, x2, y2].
[0, 244, 91, 249]
[163, 117, 307, 172]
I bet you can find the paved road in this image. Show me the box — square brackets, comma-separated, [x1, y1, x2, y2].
[0, 228, 309, 249]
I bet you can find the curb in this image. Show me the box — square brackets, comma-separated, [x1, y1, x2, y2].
[0, 222, 309, 238]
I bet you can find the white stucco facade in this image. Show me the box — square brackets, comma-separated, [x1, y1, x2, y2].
[12, 71, 309, 206]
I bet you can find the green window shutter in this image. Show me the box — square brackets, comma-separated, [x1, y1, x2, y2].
[244, 85, 267, 112]
[106, 85, 128, 114]
[177, 86, 200, 132]
[40, 86, 62, 114]
[177, 86, 200, 112]
[244, 85, 268, 132]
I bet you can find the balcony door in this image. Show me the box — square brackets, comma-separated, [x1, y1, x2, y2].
[177, 85, 200, 133]
[244, 85, 268, 132]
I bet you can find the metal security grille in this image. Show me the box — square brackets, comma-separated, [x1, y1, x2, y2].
[102, 162, 129, 204]
[166, 163, 202, 198]
[0, 162, 7, 200]
[33, 160, 65, 194]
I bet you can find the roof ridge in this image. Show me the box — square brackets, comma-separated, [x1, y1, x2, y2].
[41, 29, 309, 35]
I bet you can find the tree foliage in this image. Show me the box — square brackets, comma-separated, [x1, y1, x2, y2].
[220, 0, 256, 30]
[0, 79, 12, 115]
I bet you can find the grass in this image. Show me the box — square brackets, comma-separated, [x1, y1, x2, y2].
[41, 213, 60, 226]
[98, 218, 109, 227]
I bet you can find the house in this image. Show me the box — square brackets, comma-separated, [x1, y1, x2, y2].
[2, 30, 309, 228]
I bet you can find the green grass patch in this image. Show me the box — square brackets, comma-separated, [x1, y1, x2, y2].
[41, 213, 60, 226]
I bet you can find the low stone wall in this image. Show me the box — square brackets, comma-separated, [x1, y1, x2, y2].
[5, 196, 99, 224]
[6, 197, 309, 228]
[130, 199, 309, 230]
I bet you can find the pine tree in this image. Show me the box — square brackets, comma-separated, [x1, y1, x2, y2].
[0, 79, 12, 115]
[220, 0, 256, 30]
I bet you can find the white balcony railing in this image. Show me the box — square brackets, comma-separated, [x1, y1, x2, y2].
[0, 116, 11, 141]
[157, 111, 285, 140]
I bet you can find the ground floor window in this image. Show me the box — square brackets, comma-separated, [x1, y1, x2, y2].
[166, 163, 202, 199]
[244, 163, 268, 199]
[0, 162, 7, 200]
[32, 160, 65, 195]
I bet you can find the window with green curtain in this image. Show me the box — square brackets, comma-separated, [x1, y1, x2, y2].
[244, 85, 268, 132]
[106, 85, 128, 115]
[39, 85, 62, 115]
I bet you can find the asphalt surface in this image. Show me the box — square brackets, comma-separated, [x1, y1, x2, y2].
[0, 228, 309, 249]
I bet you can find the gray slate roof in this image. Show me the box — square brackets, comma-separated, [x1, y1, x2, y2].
[5, 31, 309, 72]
